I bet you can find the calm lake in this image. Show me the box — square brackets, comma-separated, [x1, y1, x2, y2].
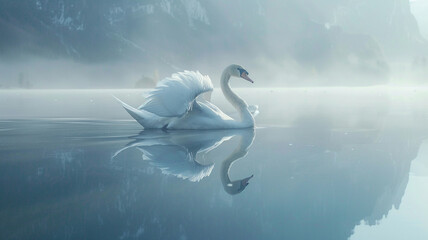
[1, 88, 428, 240]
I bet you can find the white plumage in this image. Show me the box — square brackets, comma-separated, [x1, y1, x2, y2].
[116, 64, 257, 129]
[139, 71, 213, 117]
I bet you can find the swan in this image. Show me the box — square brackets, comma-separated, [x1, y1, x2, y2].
[115, 64, 258, 129]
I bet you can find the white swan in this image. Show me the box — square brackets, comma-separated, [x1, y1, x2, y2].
[115, 64, 258, 129]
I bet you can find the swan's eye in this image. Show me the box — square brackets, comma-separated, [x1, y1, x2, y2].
[238, 68, 249, 76]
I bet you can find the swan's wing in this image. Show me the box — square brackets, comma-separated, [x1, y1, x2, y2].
[139, 71, 213, 117]
[138, 145, 214, 182]
[189, 99, 234, 121]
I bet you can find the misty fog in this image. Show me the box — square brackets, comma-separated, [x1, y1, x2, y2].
[3, 2, 428, 240]
[0, 0, 427, 88]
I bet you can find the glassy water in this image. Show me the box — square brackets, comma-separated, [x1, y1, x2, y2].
[1, 88, 428, 240]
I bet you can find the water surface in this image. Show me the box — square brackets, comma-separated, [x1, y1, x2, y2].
[1, 88, 428, 240]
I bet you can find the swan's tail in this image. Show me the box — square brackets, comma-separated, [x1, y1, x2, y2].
[113, 96, 168, 129]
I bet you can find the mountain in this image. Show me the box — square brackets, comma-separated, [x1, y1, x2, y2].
[0, 0, 426, 87]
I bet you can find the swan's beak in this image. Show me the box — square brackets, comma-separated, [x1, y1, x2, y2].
[241, 72, 254, 83]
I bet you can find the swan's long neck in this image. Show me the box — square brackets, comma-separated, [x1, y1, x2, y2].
[220, 70, 254, 127]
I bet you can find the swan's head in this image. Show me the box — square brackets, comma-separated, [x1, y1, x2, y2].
[228, 64, 254, 83]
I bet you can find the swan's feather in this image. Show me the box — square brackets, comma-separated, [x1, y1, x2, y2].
[114, 96, 169, 128]
[139, 71, 213, 117]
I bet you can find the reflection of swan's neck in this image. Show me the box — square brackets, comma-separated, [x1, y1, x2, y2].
[221, 69, 254, 127]
[221, 130, 255, 195]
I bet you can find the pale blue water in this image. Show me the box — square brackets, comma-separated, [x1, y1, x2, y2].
[1, 88, 428, 240]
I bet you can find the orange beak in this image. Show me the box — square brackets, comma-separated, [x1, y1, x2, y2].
[241, 72, 254, 83]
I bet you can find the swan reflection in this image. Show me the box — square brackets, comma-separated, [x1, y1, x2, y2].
[114, 128, 255, 194]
